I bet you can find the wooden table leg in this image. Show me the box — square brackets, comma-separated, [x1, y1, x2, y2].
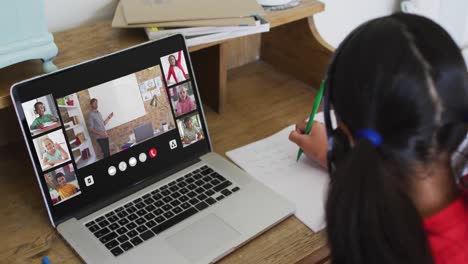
[261, 17, 333, 88]
[190, 43, 227, 114]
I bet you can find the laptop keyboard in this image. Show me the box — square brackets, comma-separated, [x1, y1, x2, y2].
[84, 165, 241, 257]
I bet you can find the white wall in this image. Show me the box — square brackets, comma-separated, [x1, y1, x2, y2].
[314, 0, 468, 50]
[45, 0, 118, 32]
[314, 0, 398, 48]
[314, 0, 468, 63]
[88, 74, 147, 130]
[439, 0, 468, 47]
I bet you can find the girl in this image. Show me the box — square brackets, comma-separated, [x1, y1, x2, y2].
[289, 14, 468, 264]
[175, 85, 196, 116]
[42, 137, 70, 167]
[166, 50, 188, 85]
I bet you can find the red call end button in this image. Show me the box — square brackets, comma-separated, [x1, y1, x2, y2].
[149, 148, 158, 158]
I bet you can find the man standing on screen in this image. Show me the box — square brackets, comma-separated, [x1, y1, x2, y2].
[88, 98, 113, 158]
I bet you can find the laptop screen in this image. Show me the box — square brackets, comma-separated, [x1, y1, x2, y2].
[11, 35, 211, 224]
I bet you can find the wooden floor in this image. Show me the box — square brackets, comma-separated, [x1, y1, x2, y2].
[0, 61, 329, 264]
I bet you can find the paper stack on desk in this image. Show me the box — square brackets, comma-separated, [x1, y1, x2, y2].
[226, 113, 331, 232]
[145, 16, 269, 46]
[112, 0, 269, 46]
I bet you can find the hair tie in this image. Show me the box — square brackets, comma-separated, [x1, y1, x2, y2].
[355, 129, 382, 147]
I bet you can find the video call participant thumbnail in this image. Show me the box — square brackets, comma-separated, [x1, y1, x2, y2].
[172, 84, 196, 117]
[178, 115, 204, 146]
[163, 50, 189, 86]
[30, 101, 59, 129]
[176, 85, 196, 116]
[41, 137, 70, 168]
[45, 170, 80, 204]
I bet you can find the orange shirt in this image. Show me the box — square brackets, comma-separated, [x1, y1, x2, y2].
[57, 184, 77, 200]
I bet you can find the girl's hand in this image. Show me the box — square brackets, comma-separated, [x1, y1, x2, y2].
[289, 120, 328, 168]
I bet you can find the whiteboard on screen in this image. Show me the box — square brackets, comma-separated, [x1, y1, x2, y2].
[88, 74, 146, 130]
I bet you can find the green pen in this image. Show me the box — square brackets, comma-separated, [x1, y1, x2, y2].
[296, 80, 325, 162]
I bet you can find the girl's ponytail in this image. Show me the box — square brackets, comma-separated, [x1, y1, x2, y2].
[327, 139, 433, 264]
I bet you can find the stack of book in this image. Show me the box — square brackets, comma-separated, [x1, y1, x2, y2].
[112, 0, 269, 47]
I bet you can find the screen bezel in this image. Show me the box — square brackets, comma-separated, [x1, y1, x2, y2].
[10, 34, 212, 226]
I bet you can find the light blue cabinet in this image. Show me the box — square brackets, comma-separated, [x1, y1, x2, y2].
[0, 0, 58, 72]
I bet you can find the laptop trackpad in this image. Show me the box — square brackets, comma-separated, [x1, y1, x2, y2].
[166, 214, 240, 262]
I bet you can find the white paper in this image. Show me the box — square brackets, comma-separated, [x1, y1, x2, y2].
[146, 79, 155, 89]
[142, 92, 152, 101]
[88, 74, 146, 130]
[226, 113, 330, 232]
[154, 76, 163, 89]
[155, 87, 161, 96]
[139, 82, 147, 92]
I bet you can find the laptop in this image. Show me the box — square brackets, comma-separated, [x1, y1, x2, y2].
[11, 34, 294, 264]
[134, 122, 154, 143]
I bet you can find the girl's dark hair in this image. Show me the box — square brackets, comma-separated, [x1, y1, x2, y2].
[326, 13, 468, 264]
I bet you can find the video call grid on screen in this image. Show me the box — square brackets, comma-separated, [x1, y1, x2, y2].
[54, 64, 179, 171]
[12, 36, 212, 222]
[159, 50, 204, 149]
[22, 93, 85, 206]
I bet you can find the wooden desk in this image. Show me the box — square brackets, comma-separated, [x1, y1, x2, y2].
[0, 62, 330, 264]
[0, 0, 331, 114]
[30, 123, 61, 137]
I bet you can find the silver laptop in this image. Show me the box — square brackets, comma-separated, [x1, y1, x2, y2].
[134, 122, 154, 143]
[11, 35, 294, 264]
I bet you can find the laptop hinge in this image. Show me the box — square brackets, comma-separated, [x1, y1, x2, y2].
[55, 156, 203, 226]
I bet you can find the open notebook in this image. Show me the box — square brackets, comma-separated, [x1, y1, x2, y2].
[226, 112, 334, 232]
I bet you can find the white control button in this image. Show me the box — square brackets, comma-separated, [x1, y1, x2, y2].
[139, 153, 147, 162]
[108, 166, 117, 176]
[84, 175, 94, 186]
[129, 157, 137, 167]
[169, 139, 178, 150]
[119, 161, 127, 172]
